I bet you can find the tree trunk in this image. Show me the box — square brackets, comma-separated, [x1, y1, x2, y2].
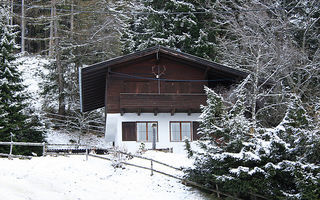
[10, 0, 13, 25]
[21, 0, 25, 53]
[49, 0, 55, 57]
[70, 0, 74, 38]
[53, 0, 65, 116]
[251, 50, 261, 134]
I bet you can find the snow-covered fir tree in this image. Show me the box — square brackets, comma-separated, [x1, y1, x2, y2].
[196, 83, 252, 153]
[186, 90, 320, 199]
[0, 5, 44, 156]
[121, 0, 216, 59]
[276, 94, 319, 165]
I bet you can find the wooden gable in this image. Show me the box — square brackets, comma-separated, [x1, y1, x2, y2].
[80, 46, 248, 113]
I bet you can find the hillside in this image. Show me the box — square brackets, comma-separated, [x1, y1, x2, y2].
[0, 151, 208, 200]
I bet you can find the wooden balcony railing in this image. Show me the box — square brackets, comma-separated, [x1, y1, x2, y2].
[119, 93, 206, 114]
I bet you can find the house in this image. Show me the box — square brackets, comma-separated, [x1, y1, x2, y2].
[79, 45, 248, 152]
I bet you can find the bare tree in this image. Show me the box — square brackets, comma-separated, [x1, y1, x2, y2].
[212, 0, 319, 129]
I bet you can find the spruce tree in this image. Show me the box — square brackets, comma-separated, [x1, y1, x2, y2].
[197, 85, 251, 152]
[186, 91, 320, 199]
[122, 0, 216, 59]
[0, 6, 44, 156]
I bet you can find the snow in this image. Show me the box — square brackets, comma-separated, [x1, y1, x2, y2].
[229, 166, 249, 176]
[0, 127, 207, 200]
[212, 149, 261, 162]
[14, 55, 51, 111]
[45, 130, 111, 149]
[0, 151, 207, 200]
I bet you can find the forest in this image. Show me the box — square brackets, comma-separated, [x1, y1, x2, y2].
[0, 0, 319, 199]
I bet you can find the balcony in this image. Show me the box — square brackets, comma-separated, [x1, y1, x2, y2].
[119, 93, 206, 115]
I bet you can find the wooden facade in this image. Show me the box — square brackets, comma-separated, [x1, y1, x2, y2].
[107, 57, 208, 114]
[80, 46, 248, 114]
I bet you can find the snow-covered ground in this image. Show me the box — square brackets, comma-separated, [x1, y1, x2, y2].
[1, 126, 208, 200]
[15, 55, 51, 111]
[45, 130, 111, 149]
[5, 55, 208, 200]
[0, 151, 208, 200]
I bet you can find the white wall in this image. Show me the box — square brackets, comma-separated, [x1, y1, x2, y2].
[105, 113, 201, 154]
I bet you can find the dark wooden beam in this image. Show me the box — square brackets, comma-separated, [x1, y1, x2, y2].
[153, 108, 158, 116]
[203, 66, 210, 79]
[137, 108, 141, 116]
[171, 108, 175, 116]
[188, 109, 192, 116]
[104, 71, 108, 134]
[120, 108, 125, 116]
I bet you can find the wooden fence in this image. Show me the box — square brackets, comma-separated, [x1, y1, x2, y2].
[0, 141, 94, 158]
[0, 141, 47, 159]
[86, 150, 245, 200]
[0, 141, 267, 200]
[87, 150, 268, 200]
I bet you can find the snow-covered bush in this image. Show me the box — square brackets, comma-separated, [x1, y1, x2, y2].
[111, 146, 130, 169]
[185, 88, 320, 199]
[137, 142, 146, 155]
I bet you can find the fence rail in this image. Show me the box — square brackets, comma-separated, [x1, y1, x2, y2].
[0, 141, 267, 200]
[0, 141, 98, 158]
[87, 151, 244, 200]
[0, 142, 45, 146]
[107, 149, 182, 171]
[0, 153, 32, 159]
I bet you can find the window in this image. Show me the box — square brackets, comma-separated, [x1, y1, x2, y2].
[122, 122, 158, 142]
[170, 122, 192, 142]
[122, 122, 136, 141]
[137, 122, 158, 142]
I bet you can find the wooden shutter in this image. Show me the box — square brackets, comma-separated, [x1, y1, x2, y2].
[192, 121, 201, 141]
[122, 122, 137, 141]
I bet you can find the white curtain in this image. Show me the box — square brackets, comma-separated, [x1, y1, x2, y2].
[170, 123, 180, 141]
[137, 123, 146, 141]
[181, 122, 191, 141]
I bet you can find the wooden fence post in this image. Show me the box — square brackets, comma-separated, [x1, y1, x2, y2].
[9, 141, 13, 159]
[86, 149, 89, 161]
[151, 160, 154, 176]
[42, 142, 46, 156]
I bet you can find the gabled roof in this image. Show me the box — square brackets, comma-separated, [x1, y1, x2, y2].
[80, 45, 249, 112]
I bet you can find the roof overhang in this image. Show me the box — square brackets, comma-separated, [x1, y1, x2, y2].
[80, 45, 249, 112]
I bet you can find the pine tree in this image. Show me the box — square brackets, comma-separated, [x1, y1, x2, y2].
[0, 5, 44, 156]
[186, 91, 320, 199]
[198, 87, 225, 142]
[122, 0, 216, 59]
[197, 85, 251, 152]
[276, 94, 319, 164]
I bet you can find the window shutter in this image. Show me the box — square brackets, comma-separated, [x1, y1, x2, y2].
[122, 122, 137, 141]
[192, 121, 201, 141]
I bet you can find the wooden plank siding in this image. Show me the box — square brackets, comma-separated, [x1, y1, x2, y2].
[106, 57, 208, 113]
[119, 93, 206, 113]
[81, 46, 249, 112]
